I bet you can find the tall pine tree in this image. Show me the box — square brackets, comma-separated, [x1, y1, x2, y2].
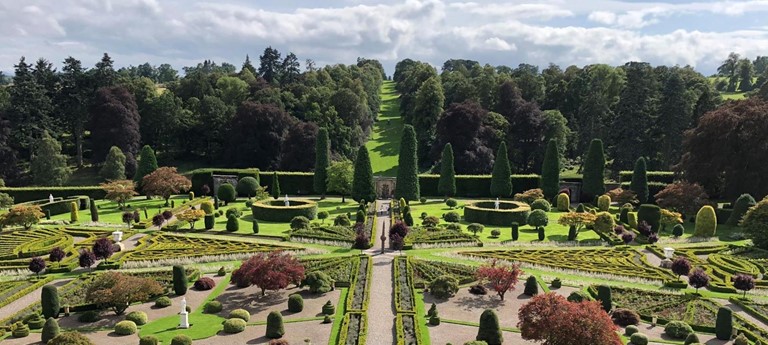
[490, 141, 512, 198]
[437, 144, 456, 198]
[610, 62, 659, 171]
[352, 146, 375, 202]
[541, 139, 560, 200]
[582, 139, 606, 202]
[30, 131, 71, 186]
[100, 146, 126, 181]
[8, 57, 53, 158]
[134, 145, 158, 188]
[395, 125, 420, 202]
[313, 128, 330, 199]
[657, 71, 693, 169]
[630, 157, 649, 204]
[59, 56, 90, 167]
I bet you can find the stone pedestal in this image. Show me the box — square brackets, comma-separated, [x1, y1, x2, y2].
[179, 311, 189, 329]
[659, 259, 672, 268]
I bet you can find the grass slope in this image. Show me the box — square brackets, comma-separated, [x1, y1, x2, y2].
[366, 80, 403, 177]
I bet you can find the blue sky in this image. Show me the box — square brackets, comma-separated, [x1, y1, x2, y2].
[2, 0, 768, 75]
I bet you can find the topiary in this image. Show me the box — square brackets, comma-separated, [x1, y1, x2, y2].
[10, 321, 29, 338]
[734, 333, 749, 345]
[612, 308, 640, 326]
[511, 222, 519, 241]
[303, 271, 334, 294]
[204, 214, 214, 230]
[217, 266, 227, 276]
[715, 306, 732, 340]
[26, 313, 45, 329]
[290, 216, 310, 230]
[429, 275, 460, 299]
[266, 310, 285, 339]
[48, 332, 95, 345]
[664, 320, 693, 339]
[446, 198, 458, 209]
[226, 214, 239, 232]
[672, 223, 685, 237]
[217, 183, 236, 205]
[628, 212, 638, 229]
[42, 317, 60, 343]
[140, 335, 159, 345]
[597, 285, 612, 312]
[236, 177, 260, 197]
[223, 318, 247, 334]
[556, 193, 570, 212]
[567, 225, 577, 241]
[125, 311, 148, 325]
[597, 195, 611, 212]
[619, 206, 631, 224]
[684, 333, 700, 345]
[429, 315, 441, 325]
[173, 265, 187, 296]
[625, 325, 639, 336]
[728, 194, 756, 226]
[476, 309, 503, 345]
[114, 320, 137, 335]
[694, 205, 717, 237]
[531, 199, 551, 212]
[490, 229, 501, 238]
[629, 332, 648, 345]
[593, 211, 616, 234]
[334, 214, 351, 226]
[229, 309, 250, 322]
[77, 310, 101, 323]
[226, 207, 242, 218]
[428, 303, 438, 317]
[322, 300, 335, 315]
[638, 204, 661, 232]
[551, 278, 561, 288]
[194, 277, 216, 290]
[70, 201, 79, 222]
[537, 227, 545, 241]
[288, 293, 304, 312]
[323, 315, 332, 324]
[444, 211, 460, 223]
[203, 300, 223, 314]
[524, 276, 538, 296]
[469, 284, 487, 295]
[527, 209, 549, 229]
[41, 284, 60, 319]
[154, 296, 172, 308]
[170, 334, 192, 345]
[201, 201, 214, 215]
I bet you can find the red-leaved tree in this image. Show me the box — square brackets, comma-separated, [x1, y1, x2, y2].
[654, 181, 709, 218]
[475, 260, 521, 301]
[733, 274, 755, 298]
[671, 257, 691, 280]
[518, 293, 622, 345]
[141, 167, 192, 206]
[688, 268, 710, 293]
[231, 251, 305, 296]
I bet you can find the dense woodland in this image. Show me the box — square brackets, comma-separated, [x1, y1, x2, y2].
[1, 49, 768, 199]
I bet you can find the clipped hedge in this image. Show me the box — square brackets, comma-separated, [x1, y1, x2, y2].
[464, 200, 531, 226]
[1, 187, 105, 203]
[419, 174, 540, 197]
[222, 318, 246, 334]
[251, 199, 318, 222]
[619, 171, 675, 184]
[114, 320, 137, 335]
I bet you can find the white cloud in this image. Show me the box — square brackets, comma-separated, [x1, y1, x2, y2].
[483, 37, 516, 51]
[449, 2, 573, 20]
[588, 11, 616, 25]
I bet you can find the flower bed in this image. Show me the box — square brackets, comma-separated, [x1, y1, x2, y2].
[338, 312, 367, 345]
[345, 256, 371, 312]
[394, 256, 415, 313]
[251, 198, 318, 222]
[396, 314, 422, 345]
[463, 200, 531, 226]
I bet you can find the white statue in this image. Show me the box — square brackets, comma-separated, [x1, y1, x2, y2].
[180, 297, 187, 312]
[494, 197, 500, 210]
[284, 194, 290, 206]
[179, 297, 189, 328]
[49, 194, 54, 203]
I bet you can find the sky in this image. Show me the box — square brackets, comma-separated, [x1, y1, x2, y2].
[2, 0, 768, 76]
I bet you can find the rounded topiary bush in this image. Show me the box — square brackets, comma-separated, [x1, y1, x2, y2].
[11, 322, 29, 338]
[140, 335, 159, 345]
[170, 334, 192, 345]
[204, 300, 223, 314]
[637, 204, 661, 232]
[48, 332, 95, 345]
[664, 320, 693, 339]
[41, 317, 60, 343]
[694, 205, 717, 237]
[630, 332, 648, 345]
[266, 311, 285, 338]
[611, 308, 640, 326]
[229, 308, 250, 322]
[446, 198, 458, 208]
[252, 199, 318, 222]
[217, 184, 236, 205]
[125, 311, 148, 326]
[236, 177, 260, 197]
[672, 223, 685, 237]
[597, 194, 611, 211]
[288, 294, 304, 312]
[290, 216, 310, 230]
[464, 200, 531, 226]
[223, 318, 247, 334]
[625, 325, 639, 336]
[26, 313, 45, 329]
[226, 214, 239, 232]
[77, 310, 101, 323]
[531, 198, 551, 212]
[194, 277, 216, 290]
[201, 201, 214, 215]
[443, 211, 460, 223]
[684, 333, 700, 345]
[154, 296, 172, 308]
[556, 193, 570, 212]
[114, 320, 137, 335]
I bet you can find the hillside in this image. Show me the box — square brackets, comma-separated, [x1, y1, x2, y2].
[365, 80, 402, 177]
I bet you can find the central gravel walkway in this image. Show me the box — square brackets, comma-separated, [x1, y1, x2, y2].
[364, 200, 398, 345]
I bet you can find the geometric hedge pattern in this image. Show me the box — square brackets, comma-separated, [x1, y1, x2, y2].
[121, 233, 297, 262]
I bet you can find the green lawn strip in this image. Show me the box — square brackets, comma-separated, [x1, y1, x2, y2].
[366, 80, 403, 177]
[49, 196, 190, 224]
[327, 287, 349, 345]
[440, 318, 519, 332]
[414, 289, 432, 345]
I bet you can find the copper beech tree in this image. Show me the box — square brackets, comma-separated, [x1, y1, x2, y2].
[475, 260, 521, 301]
[518, 293, 622, 345]
[231, 251, 305, 296]
[86, 271, 163, 315]
[141, 167, 192, 206]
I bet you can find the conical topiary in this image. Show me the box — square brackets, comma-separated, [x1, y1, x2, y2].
[265, 311, 284, 338]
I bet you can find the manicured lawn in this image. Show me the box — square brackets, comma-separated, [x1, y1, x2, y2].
[407, 199, 602, 243]
[366, 80, 403, 177]
[50, 195, 189, 224]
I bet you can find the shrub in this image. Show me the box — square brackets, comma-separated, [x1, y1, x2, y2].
[728, 194, 756, 226]
[672, 223, 685, 237]
[734, 333, 749, 345]
[155, 296, 172, 308]
[582, 139, 606, 201]
[612, 308, 640, 326]
[41, 284, 60, 319]
[684, 333, 700, 345]
[469, 284, 488, 295]
[229, 309, 250, 322]
[629, 333, 648, 345]
[531, 199, 551, 212]
[664, 321, 693, 339]
[266, 311, 285, 338]
[637, 204, 661, 232]
[288, 293, 304, 312]
[593, 211, 616, 234]
[468, 223, 484, 235]
[203, 300, 223, 314]
[77, 310, 101, 323]
[26, 313, 45, 329]
[217, 183, 236, 205]
[226, 214, 239, 231]
[556, 193, 570, 212]
[625, 325, 639, 336]
[173, 265, 187, 296]
[11, 322, 29, 338]
[524, 276, 538, 296]
[490, 229, 501, 238]
[694, 205, 717, 237]
[140, 336, 159, 345]
[597, 195, 611, 211]
[619, 206, 631, 224]
[422, 215, 440, 227]
[236, 177, 260, 197]
[628, 212, 638, 229]
[170, 334, 192, 345]
[551, 278, 561, 288]
[446, 198, 458, 208]
[715, 307, 732, 340]
[42, 317, 60, 343]
[201, 201, 214, 215]
[303, 271, 334, 294]
[429, 275, 460, 299]
[334, 214, 351, 226]
[204, 214, 214, 229]
[125, 311, 148, 325]
[322, 300, 335, 315]
[193, 277, 215, 290]
[223, 318, 247, 334]
[48, 332, 95, 345]
[114, 320, 137, 335]
[226, 207, 242, 218]
[444, 211, 460, 223]
[527, 209, 548, 229]
[476, 309, 503, 345]
[429, 315, 441, 325]
[511, 222, 519, 241]
[323, 315, 332, 324]
[597, 285, 612, 312]
[355, 210, 365, 223]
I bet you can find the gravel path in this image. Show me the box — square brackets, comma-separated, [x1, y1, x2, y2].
[0, 278, 71, 320]
[713, 298, 768, 331]
[120, 232, 147, 251]
[641, 248, 664, 267]
[364, 200, 397, 345]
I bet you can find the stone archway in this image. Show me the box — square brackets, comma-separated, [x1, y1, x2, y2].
[374, 176, 396, 199]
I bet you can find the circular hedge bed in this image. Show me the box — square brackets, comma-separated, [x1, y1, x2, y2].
[251, 199, 318, 222]
[464, 200, 531, 226]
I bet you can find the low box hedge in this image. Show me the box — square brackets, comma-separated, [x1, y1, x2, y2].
[0, 187, 105, 204]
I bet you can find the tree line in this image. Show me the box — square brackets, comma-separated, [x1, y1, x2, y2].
[0, 48, 385, 185]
